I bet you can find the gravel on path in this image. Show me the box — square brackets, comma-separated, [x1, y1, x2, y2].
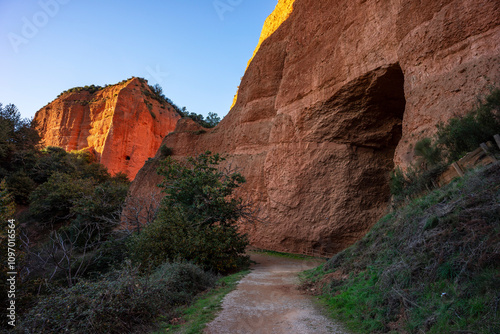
[204, 253, 351, 334]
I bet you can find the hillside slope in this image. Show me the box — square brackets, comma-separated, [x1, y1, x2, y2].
[303, 163, 500, 333]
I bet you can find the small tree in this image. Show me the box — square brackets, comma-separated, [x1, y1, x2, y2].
[130, 151, 250, 273]
[205, 112, 221, 128]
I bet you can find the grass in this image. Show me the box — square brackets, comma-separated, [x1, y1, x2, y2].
[249, 249, 321, 260]
[302, 163, 500, 333]
[152, 269, 250, 334]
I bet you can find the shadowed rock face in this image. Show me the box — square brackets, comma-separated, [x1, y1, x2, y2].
[34, 78, 181, 179]
[130, 0, 500, 254]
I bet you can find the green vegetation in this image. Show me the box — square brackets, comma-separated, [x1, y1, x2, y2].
[20, 262, 216, 334]
[391, 88, 500, 204]
[181, 109, 221, 129]
[129, 151, 250, 274]
[155, 270, 250, 334]
[141, 80, 221, 128]
[0, 103, 242, 332]
[53, 78, 222, 128]
[160, 144, 173, 157]
[58, 84, 104, 97]
[250, 248, 319, 260]
[436, 89, 500, 162]
[304, 164, 500, 333]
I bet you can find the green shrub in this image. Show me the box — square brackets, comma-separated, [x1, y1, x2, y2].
[6, 171, 37, 204]
[414, 137, 442, 167]
[28, 172, 95, 226]
[19, 262, 216, 333]
[437, 88, 500, 162]
[390, 88, 500, 203]
[159, 144, 173, 157]
[129, 151, 250, 274]
[129, 209, 249, 273]
[390, 164, 446, 203]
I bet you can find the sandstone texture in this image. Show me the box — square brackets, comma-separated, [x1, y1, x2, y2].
[34, 78, 181, 179]
[131, 0, 500, 254]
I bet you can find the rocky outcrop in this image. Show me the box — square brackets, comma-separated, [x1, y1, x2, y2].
[130, 0, 500, 254]
[34, 78, 181, 179]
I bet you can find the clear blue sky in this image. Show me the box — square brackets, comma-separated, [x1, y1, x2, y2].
[0, 0, 277, 120]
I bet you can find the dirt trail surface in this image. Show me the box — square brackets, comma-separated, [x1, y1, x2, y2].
[204, 253, 350, 334]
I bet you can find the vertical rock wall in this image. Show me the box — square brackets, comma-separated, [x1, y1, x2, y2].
[130, 0, 500, 254]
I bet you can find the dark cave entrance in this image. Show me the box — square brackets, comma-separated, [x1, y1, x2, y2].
[311, 63, 406, 254]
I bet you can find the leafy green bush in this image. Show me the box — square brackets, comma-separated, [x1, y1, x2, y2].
[414, 137, 442, 167]
[19, 262, 216, 333]
[6, 171, 37, 204]
[130, 209, 249, 274]
[0, 103, 40, 181]
[390, 164, 446, 203]
[437, 88, 500, 162]
[129, 151, 250, 274]
[29, 172, 95, 227]
[390, 88, 500, 203]
[180, 110, 221, 128]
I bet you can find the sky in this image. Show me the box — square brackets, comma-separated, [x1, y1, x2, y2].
[0, 0, 278, 120]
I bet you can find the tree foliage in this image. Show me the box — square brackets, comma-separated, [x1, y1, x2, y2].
[436, 88, 500, 162]
[391, 88, 500, 203]
[130, 151, 250, 273]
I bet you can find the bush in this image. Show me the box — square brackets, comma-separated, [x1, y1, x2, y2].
[159, 144, 173, 157]
[6, 171, 37, 205]
[390, 164, 446, 203]
[19, 262, 216, 333]
[437, 88, 500, 162]
[130, 208, 249, 273]
[390, 88, 500, 203]
[129, 151, 250, 274]
[29, 172, 95, 227]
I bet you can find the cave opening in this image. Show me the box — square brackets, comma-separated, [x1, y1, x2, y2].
[125, 155, 131, 161]
[310, 63, 406, 255]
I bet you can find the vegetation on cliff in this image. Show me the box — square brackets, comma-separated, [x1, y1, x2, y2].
[142, 79, 220, 128]
[54, 77, 221, 130]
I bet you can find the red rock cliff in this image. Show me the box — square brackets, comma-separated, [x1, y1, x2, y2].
[130, 0, 500, 254]
[34, 78, 181, 179]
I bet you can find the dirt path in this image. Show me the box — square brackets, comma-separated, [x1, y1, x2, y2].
[204, 253, 350, 334]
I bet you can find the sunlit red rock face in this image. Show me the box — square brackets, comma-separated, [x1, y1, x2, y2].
[34, 78, 181, 179]
[131, 0, 500, 254]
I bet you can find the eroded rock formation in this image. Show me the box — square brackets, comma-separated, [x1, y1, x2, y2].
[130, 0, 500, 254]
[34, 78, 181, 179]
